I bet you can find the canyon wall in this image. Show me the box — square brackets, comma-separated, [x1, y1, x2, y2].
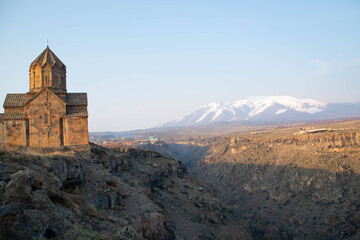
[139, 130, 360, 239]
[194, 131, 360, 239]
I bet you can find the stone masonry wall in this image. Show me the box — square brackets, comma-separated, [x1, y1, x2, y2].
[64, 117, 88, 146]
[4, 107, 25, 114]
[26, 90, 66, 148]
[0, 121, 4, 149]
[4, 119, 27, 148]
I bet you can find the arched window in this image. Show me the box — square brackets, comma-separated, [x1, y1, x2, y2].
[33, 71, 35, 88]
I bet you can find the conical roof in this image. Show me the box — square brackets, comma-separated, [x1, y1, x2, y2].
[30, 46, 65, 69]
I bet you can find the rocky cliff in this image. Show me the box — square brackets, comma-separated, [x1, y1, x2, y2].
[137, 128, 360, 239]
[137, 140, 211, 169]
[194, 131, 360, 239]
[0, 144, 250, 240]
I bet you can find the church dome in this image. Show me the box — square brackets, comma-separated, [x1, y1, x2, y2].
[30, 46, 66, 69]
[29, 46, 67, 93]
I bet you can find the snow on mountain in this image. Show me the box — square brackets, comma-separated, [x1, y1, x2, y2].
[161, 96, 359, 127]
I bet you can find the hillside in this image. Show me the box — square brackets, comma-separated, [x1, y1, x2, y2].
[0, 144, 250, 240]
[136, 120, 360, 239]
[195, 131, 360, 239]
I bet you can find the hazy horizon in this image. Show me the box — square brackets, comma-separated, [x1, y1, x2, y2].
[1, 1, 359, 131]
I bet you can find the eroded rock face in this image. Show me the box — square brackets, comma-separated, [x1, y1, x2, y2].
[193, 132, 360, 239]
[137, 129, 360, 239]
[0, 153, 84, 239]
[0, 144, 250, 240]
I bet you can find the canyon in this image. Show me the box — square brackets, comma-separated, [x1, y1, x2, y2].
[1, 120, 360, 239]
[136, 120, 360, 239]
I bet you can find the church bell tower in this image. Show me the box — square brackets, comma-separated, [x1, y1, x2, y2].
[29, 46, 67, 94]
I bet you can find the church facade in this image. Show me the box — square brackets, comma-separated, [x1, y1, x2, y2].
[0, 46, 89, 153]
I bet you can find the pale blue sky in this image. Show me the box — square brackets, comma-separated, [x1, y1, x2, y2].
[0, 0, 359, 131]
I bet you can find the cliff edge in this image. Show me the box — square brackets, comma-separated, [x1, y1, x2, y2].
[0, 143, 250, 240]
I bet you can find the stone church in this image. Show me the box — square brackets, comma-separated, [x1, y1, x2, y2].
[0, 46, 89, 153]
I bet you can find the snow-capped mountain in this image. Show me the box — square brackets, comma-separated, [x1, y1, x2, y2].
[161, 96, 360, 127]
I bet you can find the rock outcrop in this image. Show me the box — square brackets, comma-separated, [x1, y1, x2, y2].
[138, 128, 360, 239]
[0, 143, 250, 239]
[193, 131, 360, 239]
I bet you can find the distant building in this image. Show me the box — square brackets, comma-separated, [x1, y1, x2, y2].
[149, 136, 158, 143]
[0, 46, 89, 153]
[294, 128, 329, 135]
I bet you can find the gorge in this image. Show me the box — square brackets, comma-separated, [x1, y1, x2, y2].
[136, 120, 360, 239]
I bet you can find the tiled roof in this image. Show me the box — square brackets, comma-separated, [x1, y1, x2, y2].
[2, 113, 26, 120]
[65, 111, 88, 117]
[3, 94, 28, 107]
[30, 46, 65, 69]
[3, 91, 87, 107]
[66, 93, 87, 105]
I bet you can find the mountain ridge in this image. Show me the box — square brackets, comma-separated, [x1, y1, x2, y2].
[161, 96, 360, 127]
